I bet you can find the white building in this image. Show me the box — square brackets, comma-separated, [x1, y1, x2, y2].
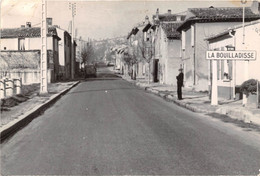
[206, 20, 260, 100]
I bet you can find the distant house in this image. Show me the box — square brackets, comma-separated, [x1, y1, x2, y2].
[75, 37, 84, 75]
[206, 20, 260, 100]
[126, 16, 152, 80]
[177, 2, 260, 91]
[114, 45, 126, 74]
[0, 22, 61, 82]
[56, 28, 72, 80]
[153, 9, 185, 85]
[125, 24, 141, 79]
[73, 40, 79, 77]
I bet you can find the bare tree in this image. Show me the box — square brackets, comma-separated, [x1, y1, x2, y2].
[124, 46, 138, 79]
[138, 34, 153, 84]
[81, 42, 96, 65]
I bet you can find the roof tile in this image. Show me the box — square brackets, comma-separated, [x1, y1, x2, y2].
[177, 7, 260, 31]
[0, 51, 40, 70]
[0, 27, 59, 38]
[190, 7, 259, 19]
[161, 23, 181, 39]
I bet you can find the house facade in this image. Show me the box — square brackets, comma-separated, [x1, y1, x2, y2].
[206, 20, 260, 100]
[126, 16, 152, 80]
[0, 22, 61, 82]
[56, 28, 72, 80]
[177, 3, 260, 91]
[153, 9, 185, 85]
[112, 45, 126, 74]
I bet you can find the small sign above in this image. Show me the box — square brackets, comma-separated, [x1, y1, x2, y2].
[206, 51, 256, 60]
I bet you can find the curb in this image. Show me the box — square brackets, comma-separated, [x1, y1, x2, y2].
[122, 78, 208, 113]
[146, 88, 214, 114]
[145, 85, 260, 125]
[0, 81, 80, 142]
[216, 107, 260, 126]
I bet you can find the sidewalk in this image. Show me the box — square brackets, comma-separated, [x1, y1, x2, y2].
[0, 81, 79, 140]
[121, 75, 260, 126]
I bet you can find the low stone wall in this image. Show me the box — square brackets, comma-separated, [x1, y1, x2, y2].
[0, 69, 52, 85]
[0, 78, 22, 98]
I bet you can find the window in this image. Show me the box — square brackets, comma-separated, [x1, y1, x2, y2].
[216, 47, 232, 81]
[54, 39, 58, 51]
[4, 47, 6, 50]
[177, 16, 181, 21]
[18, 38, 25, 50]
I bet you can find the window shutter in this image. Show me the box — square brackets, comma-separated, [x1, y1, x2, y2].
[221, 60, 224, 80]
[228, 60, 232, 80]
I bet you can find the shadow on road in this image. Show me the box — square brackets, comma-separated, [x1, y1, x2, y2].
[68, 87, 137, 95]
[207, 113, 260, 133]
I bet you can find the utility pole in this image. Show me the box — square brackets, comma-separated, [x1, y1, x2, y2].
[40, 0, 48, 94]
[242, 0, 247, 44]
[69, 2, 76, 79]
[241, 0, 248, 106]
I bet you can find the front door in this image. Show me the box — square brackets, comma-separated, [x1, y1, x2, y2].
[153, 59, 159, 82]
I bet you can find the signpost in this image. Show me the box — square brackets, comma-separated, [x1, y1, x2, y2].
[206, 50, 256, 105]
[206, 51, 256, 60]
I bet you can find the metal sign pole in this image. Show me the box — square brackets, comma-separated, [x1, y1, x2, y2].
[211, 60, 218, 105]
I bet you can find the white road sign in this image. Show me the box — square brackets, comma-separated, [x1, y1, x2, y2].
[206, 50, 256, 60]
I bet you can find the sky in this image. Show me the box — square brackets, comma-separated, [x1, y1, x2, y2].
[0, 0, 254, 41]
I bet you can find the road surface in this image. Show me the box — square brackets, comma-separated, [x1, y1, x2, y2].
[1, 67, 260, 175]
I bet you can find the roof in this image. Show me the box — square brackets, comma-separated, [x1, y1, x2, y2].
[127, 27, 139, 39]
[161, 22, 182, 39]
[0, 50, 40, 70]
[205, 19, 260, 40]
[177, 7, 260, 31]
[142, 23, 152, 32]
[0, 27, 61, 39]
[153, 11, 186, 22]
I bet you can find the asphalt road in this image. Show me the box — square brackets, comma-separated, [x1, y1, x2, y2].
[1, 67, 260, 175]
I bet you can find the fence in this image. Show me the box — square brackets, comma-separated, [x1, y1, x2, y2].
[0, 70, 40, 85]
[0, 78, 22, 99]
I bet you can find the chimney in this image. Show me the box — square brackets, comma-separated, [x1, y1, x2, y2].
[168, 9, 171, 15]
[26, 22, 31, 28]
[145, 15, 149, 24]
[156, 8, 159, 19]
[251, 0, 260, 14]
[46, 17, 53, 26]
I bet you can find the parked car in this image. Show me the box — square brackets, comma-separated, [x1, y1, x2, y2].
[107, 62, 115, 66]
[84, 64, 97, 78]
